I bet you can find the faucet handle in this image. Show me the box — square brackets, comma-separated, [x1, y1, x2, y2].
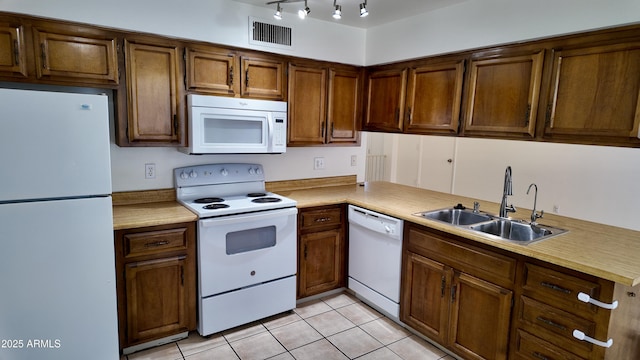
[531, 209, 544, 225]
[473, 201, 480, 213]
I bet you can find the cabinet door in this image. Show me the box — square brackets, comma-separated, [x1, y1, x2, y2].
[545, 42, 640, 143]
[405, 60, 465, 135]
[125, 256, 189, 344]
[124, 39, 184, 145]
[0, 23, 27, 77]
[400, 252, 451, 345]
[241, 56, 286, 100]
[449, 272, 513, 360]
[327, 68, 361, 144]
[185, 47, 239, 96]
[364, 68, 407, 132]
[34, 28, 119, 85]
[298, 228, 344, 298]
[288, 63, 327, 145]
[463, 50, 543, 137]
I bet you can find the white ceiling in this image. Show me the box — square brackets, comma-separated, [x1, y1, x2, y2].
[231, 0, 466, 28]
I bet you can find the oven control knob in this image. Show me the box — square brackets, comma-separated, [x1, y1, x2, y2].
[249, 168, 255, 175]
[180, 171, 189, 179]
[256, 168, 263, 175]
[189, 170, 197, 178]
[220, 169, 228, 176]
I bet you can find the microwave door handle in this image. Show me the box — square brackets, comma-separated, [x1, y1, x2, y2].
[267, 115, 273, 146]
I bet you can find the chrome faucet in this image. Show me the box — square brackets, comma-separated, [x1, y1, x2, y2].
[499, 166, 516, 218]
[527, 183, 544, 225]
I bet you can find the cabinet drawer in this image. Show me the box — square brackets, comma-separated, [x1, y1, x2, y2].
[124, 228, 189, 258]
[514, 329, 586, 360]
[407, 226, 516, 286]
[300, 207, 342, 230]
[519, 296, 595, 357]
[522, 263, 601, 316]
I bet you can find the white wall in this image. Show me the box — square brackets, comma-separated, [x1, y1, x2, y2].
[375, 133, 640, 232]
[366, 0, 640, 65]
[365, 0, 640, 231]
[1, 0, 368, 191]
[109, 138, 368, 192]
[0, 0, 366, 65]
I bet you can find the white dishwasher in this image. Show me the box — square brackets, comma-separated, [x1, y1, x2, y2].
[348, 205, 404, 319]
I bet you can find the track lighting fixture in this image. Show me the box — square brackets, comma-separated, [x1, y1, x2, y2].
[359, 0, 369, 17]
[267, 0, 370, 21]
[273, 2, 282, 20]
[332, 0, 342, 20]
[298, 0, 310, 19]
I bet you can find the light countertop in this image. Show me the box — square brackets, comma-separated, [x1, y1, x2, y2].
[113, 181, 640, 286]
[280, 181, 640, 287]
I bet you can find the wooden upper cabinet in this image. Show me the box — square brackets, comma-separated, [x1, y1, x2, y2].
[288, 62, 361, 146]
[288, 63, 327, 145]
[185, 46, 239, 96]
[463, 49, 544, 138]
[364, 67, 407, 132]
[544, 42, 640, 144]
[327, 68, 361, 144]
[33, 26, 119, 85]
[240, 55, 286, 100]
[123, 38, 184, 146]
[405, 60, 465, 135]
[0, 23, 27, 78]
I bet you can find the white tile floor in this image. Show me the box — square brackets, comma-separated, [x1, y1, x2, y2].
[123, 292, 457, 360]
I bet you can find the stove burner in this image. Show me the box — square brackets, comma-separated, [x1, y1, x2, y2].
[251, 197, 282, 203]
[194, 197, 225, 204]
[203, 203, 230, 210]
[247, 192, 267, 198]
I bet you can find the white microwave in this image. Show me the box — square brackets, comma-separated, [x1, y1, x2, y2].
[181, 95, 287, 154]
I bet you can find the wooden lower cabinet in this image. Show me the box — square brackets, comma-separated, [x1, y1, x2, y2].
[401, 223, 515, 360]
[449, 272, 512, 360]
[297, 205, 346, 298]
[511, 260, 640, 360]
[114, 222, 196, 350]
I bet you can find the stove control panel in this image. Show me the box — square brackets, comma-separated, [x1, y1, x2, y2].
[175, 163, 265, 187]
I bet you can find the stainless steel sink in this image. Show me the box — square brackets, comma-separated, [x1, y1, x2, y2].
[415, 207, 493, 226]
[414, 204, 568, 245]
[469, 218, 567, 244]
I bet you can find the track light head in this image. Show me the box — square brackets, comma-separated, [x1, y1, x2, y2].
[298, 0, 310, 19]
[332, 1, 342, 20]
[359, 1, 369, 17]
[273, 3, 282, 20]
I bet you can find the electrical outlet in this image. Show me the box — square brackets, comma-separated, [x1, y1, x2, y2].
[552, 204, 560, 213]
[145, 163, 156, 179]
[351, 155, 357, 166]
[314, 157, 325, 170]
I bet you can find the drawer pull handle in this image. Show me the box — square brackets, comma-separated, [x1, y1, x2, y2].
[577, 292, 618, 310]
[572, 329, 613, 348]
[540, 282, 571, 294]
[532, 352, 550, 360]
[145, 240, 170, 247]
[315, 217, 331, 222]
[536, 316, 566, 330]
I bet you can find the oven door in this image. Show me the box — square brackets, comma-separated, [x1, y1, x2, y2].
[198, 207, 298, 297]
[190, 106, 270, 154]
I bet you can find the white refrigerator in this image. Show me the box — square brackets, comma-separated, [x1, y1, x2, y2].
[0, 88, 119, 359]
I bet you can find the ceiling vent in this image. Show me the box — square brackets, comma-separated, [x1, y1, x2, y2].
[249, 17, 293, 49]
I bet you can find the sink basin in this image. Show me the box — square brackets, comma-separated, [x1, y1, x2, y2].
[415, 208, 493, 226]
[469, 219, 567, 244]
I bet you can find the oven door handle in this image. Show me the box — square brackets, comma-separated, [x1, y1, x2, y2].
[199, 207, 298, 227]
